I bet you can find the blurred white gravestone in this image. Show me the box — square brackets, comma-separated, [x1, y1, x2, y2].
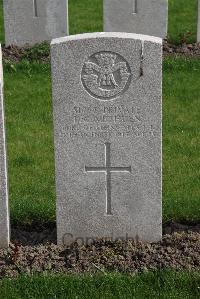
[3, 0, 68, 46]
[104, 0, 168, 39]
[198, 0, 200, 42]
[0, 45, 10, 248]
[51, 32, 163, 246]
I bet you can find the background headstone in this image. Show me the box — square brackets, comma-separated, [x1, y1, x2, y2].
[0, 44, 10, 248]
[198, 0, 200, 42]
[3, 0, 68, 46]
[51, 32, 162, 246]
[104, 0, 168, 39]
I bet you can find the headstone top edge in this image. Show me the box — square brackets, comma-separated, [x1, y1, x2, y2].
[51, 32, 163, 46]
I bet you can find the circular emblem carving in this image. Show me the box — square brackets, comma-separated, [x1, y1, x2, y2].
[81, 51, 131, 100]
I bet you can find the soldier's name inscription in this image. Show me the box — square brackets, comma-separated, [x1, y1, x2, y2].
[72, 105, 142, 122]
[66, 104, 157, 139]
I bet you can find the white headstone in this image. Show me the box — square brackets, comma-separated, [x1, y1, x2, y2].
[51, 32, 162, 246]
[104, 0, 168, 39]
[0, 45, 10, 248]
[3, 0, 68, 46]
[198, 0, 200, 42]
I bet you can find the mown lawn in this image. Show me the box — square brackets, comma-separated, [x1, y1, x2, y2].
[4, 63, 55, 224]
[0, 0, 198, 44]
[0, 1, 199, 297]
[168, 0, 198, 44]
[3, 57, 200, 225]
[0, 271, 199, 299]
[163, 57, 200, 223]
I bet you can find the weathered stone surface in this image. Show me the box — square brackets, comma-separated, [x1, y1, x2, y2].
[104, 0, 168, 39]
[0, 44, 9, 248]
[51, 32, 162, 246]
[198, 0, 200, 42]
[3, 0, 68, 46]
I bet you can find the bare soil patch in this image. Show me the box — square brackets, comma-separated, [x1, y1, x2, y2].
[0, 232, 199, 279]
[163, 41, 200, 57]
[2, 42, 200, 64]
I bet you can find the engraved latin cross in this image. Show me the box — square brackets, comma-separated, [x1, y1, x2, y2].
[85, 142, 131, 215]
[132, 0, 138, 14]
[33, 0, 38, 17]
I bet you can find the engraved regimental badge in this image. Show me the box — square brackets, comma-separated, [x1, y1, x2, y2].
[81, 51, 131, 100]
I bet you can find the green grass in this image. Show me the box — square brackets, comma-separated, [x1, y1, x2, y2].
[69, 0, 103, 35]
[1, 2, 199, 297]
[3, 57, 200, 225]
[168, 0, 198, 44]
[0, 0, 198, 44]
[4, 62, 55, 224]
[0, 1, 200, 225]
[0, 271, 199, 299]
[163, 58, 200, 223]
